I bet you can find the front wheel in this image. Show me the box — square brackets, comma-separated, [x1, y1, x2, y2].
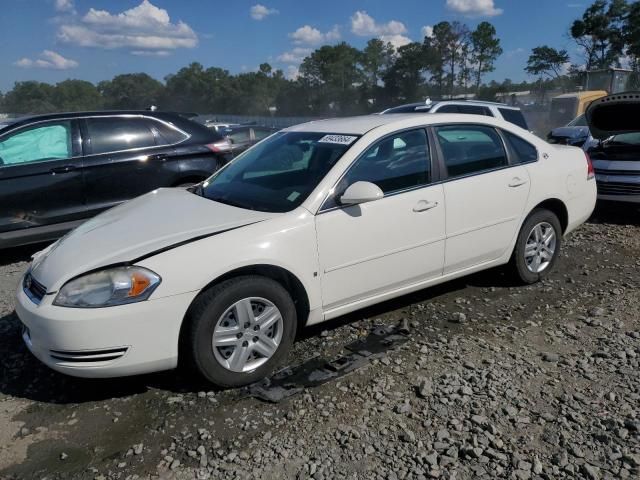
[184, 276, 297, 387]
[509, 209, 562, 284]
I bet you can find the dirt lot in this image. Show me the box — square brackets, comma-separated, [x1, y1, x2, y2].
[0, 204, 639, 480]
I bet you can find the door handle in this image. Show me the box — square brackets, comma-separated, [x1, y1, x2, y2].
[413, 200, 439, 212]
[50, 165, 77, 174]
[147, 154, 168, 161]
[508, 177, 528, 188]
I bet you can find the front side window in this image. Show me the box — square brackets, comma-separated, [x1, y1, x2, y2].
[87, 117, 156, 155]
[198, 131, 358, 213]
[323, 129, 430, 210]
[435, 125, 508, 179]
[0, 121, 72, 167]
[503, 131, 538, 164]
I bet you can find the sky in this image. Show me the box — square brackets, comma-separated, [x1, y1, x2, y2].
[0, 0, 591, 92]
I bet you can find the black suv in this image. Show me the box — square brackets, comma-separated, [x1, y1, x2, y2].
[0, 111, 232, 248]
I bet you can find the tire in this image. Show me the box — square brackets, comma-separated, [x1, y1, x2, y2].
[184, 276, 297, 388]
[509, 209, 562, 284]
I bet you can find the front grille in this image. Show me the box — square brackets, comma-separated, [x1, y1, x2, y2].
[23, 273, 47, 304]
[49, 347, 128, 363]
[594, 168, 640, 177]
[597, 181, 640, 195]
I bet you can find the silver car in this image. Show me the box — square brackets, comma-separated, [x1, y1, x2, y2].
[586, 92, 640, 204]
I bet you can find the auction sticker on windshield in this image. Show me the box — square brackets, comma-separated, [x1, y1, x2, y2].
[318, 134, 358, 145]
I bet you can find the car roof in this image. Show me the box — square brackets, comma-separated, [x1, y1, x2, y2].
[284, 114, 425, 135]
[7, 110, 185, 123]
[284, 112, 520, 135]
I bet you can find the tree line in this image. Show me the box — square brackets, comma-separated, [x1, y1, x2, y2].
[2, 0, 640, 117]
[526, 0, 640, 82]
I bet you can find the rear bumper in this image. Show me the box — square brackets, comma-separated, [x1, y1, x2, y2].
[15, 277, 197, 378]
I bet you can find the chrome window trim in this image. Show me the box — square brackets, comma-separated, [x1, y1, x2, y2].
[82, 114, 191, 156]
[0, 114, 191, 165]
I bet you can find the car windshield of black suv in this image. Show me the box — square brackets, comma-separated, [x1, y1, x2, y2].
[197, 131, 359, 212]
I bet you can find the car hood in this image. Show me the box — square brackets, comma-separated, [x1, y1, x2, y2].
[31, 188, 276, 291]
[586, 92, 640, 139]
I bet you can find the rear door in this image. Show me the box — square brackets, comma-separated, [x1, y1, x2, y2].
[81, 115, 178, 215]
[0, 119, 85, 240]
[433, 124, 531, 274]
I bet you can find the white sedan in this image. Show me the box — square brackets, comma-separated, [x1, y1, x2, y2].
[15, 114, 597, 387]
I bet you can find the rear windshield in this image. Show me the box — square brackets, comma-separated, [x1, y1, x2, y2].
[498, 108, 528, 130]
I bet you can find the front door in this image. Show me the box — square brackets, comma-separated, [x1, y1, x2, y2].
[432, 124, 531, 274]
[0, 119, 85, 243]
[315, 128, 446, 310]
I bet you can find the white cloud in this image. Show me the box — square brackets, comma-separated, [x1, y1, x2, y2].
[15, 50, 78, 70]
[350, 11, 407, 37]
[379, 34, 412, 49]
[250, 4, 278, 20]
[505, 47, 524, 58]
[277, 47, 312, 64]
[131, 50, 171, 56]
[54, 0, 75, 13]
[421, 25, 434, 39]
[289, 25, 340, 45]
[285, 65, 300, 80]
[57, 0, 197, 54]
[445, 0, 503, 17]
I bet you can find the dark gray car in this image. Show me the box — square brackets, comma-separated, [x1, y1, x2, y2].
[586, 92, 640, 204]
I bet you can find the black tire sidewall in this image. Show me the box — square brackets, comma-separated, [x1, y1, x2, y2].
[513, 209, 562, 284]
[188, 276, 297, 387]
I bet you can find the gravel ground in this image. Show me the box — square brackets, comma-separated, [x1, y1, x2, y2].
[0, 204, 639, 480]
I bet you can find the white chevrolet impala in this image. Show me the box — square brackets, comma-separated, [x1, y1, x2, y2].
[16, 114, 597, 387]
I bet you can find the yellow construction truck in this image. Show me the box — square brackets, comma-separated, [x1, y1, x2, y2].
[549, 68, 634, 128]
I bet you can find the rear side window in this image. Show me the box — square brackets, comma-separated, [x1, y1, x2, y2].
[498, 108, 528, 130]
[148, 119, 188, 145]
[87, 117, 156, 155]
[503, 131, 538, 164]
[458, 105, 492, 116]
[436, 105, 459, 113]
[435, 125, 508, 179]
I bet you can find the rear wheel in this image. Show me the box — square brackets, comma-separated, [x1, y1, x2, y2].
[509, 209, 562, 284]
[185, 276, 297, 387]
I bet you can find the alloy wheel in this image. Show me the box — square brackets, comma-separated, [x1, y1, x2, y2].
[211, 297, 283, 373]
[524, 221, 557, 273]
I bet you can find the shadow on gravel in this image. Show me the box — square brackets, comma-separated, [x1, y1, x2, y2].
[0, 310, 213, 404]
[0, 263, 514, 404]
[588, 201, 640, 226]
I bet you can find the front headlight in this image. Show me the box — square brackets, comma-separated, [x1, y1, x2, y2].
[54, 266, 161, 308]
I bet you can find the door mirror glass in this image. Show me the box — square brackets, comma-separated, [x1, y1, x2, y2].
[339, 181, 384, 206]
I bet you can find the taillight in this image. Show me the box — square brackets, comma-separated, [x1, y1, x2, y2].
[585, 151, 595, 180]
[206, 139, 232, 153]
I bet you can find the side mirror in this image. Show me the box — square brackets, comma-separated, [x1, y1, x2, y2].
[339, 181, 384, 206]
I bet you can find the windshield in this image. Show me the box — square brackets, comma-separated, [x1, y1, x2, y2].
[567, 114, 587, 127]
[198, 131, 359, 212]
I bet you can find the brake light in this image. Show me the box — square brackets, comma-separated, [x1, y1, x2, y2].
[206, 139, 232, 153]
[585, 151, 595, 180]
